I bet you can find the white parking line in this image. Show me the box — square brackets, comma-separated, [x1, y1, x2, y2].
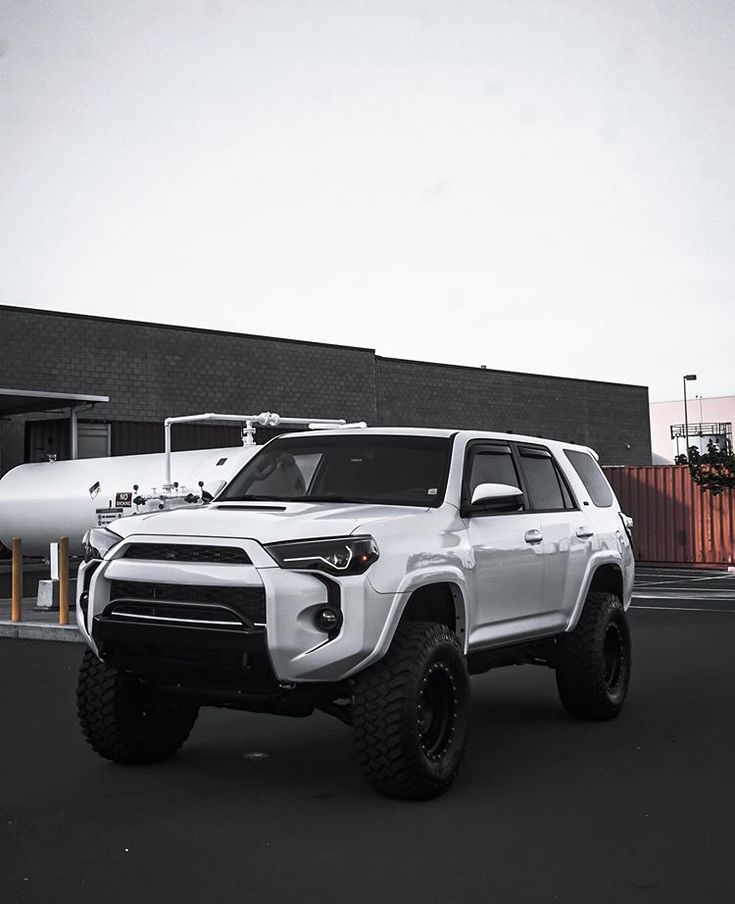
[633, 590, 735, 599]
[632, 605, 735, 613]
[637, 569, 728, 575]
[634, 590, 735, 598]
[635, 574, 735, 588]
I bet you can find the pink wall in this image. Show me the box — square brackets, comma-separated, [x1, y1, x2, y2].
[650, 395, 735, 463]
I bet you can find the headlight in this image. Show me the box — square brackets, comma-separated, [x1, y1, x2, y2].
[82, 527, 122, 562]
[266, 535, 379, 575]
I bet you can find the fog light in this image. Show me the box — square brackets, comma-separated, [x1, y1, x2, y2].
[315, 606, 341, 632]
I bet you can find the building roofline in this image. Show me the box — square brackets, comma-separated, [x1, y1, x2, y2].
[0, 304, 649, 392]
[376, 355, 649, 391]
[651, 395, 734, 404]
[0, 304, 375, 355]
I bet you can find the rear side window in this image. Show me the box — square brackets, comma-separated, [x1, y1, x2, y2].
[468, 448, 521, 495]
[564, 450, 613, 507]
[518, 447, 575, 511]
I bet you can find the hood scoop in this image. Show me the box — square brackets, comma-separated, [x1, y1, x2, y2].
[212, 504, 288, 512]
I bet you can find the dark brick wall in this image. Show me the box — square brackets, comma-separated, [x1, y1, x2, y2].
[0, 306, 651, 472]
[376, 358, 651, 465]
[0, 306, 376, 424]
[0, 418, 25, 475]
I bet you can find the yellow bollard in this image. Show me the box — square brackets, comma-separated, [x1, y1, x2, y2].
[59, 537, 69, 626]
[11, 538, 22, 622]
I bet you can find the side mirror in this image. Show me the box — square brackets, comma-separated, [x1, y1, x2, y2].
[200, 479, 226, 503]
[468, 482, 524, 514]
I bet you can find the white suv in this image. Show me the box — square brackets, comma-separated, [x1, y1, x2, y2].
[76, 428, 634, 799]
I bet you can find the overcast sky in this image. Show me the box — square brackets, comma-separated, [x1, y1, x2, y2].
[1, 0, 733, 402]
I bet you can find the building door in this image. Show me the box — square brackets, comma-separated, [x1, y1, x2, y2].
[25, 419, 70, 462]
[78, 422, 111, 459]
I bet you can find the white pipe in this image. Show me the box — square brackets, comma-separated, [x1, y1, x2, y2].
[70, 407, 78, 460]
[309, 421, 367, 431]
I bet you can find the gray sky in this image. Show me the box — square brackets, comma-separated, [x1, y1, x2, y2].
[1, 0, 733, 401]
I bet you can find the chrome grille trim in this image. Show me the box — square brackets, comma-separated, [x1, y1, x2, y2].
[111, 610, 243, 627]
[107, 582, 266, 631]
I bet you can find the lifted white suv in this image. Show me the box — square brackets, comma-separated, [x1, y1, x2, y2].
[76, 428, 634, 799]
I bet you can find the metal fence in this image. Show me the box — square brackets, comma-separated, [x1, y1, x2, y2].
[603, 465, 735, 567]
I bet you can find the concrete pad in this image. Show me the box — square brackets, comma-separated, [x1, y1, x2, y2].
[0, 620, 83, 642]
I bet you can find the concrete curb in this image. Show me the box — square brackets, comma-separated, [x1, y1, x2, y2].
[0, 621, 83, 643]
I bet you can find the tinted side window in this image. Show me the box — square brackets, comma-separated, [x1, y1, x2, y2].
[564, 450, 614, 507]
[469, 449, 521, 495]
[520, 450, 565, 510]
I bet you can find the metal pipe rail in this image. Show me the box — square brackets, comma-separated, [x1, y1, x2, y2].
[163, 411, 366, 486]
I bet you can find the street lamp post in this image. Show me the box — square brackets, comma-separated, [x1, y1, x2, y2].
[683, 374, 697, 459]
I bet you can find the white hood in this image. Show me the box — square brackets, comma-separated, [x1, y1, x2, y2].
[107, 500, 428, 546]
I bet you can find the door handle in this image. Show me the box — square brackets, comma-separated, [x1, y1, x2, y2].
[524, 529, 543, 545]
[575, 526, 594, 539]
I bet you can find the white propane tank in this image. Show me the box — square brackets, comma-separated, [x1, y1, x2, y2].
[0, 445, 259, 556]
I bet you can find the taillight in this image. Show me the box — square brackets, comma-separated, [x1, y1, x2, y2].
[619, 512, 633, 540]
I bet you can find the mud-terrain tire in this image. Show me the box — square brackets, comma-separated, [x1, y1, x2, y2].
[352, 621, 470, 800]
[555, 591, 631, 720]
[77, 648, 199, 764]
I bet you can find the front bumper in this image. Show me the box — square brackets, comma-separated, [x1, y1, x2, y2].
[77, 534, 396, 685]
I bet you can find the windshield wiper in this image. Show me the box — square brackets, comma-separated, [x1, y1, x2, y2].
[290, 495, 373, 504]
[221, 494, 291, 502]
[221, 493, 380, 504]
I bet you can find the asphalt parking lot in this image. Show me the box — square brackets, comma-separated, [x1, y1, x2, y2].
[1, 566, 734, 904]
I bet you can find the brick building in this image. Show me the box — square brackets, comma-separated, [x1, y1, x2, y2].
[0, 305, 651, 474]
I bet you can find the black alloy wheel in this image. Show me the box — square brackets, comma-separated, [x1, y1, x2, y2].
[555, 591, 632, 720]
[352, 621, 470, 800]
[419, 660, 458, 761]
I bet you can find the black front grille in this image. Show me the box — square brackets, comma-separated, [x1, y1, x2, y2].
[122, 543, 251, 564]
[109, 581, 266, 626]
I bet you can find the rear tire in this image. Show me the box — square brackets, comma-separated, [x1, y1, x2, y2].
[352, 621, 470, 800]
[77, 648, 198, 764]
[555, 591, 631, 720]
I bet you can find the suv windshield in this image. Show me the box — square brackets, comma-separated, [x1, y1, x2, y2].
[220, 434, 453, 507]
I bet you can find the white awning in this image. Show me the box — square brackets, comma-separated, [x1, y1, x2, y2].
[0, 388, 109, 417]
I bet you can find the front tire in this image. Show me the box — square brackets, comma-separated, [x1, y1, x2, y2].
[555, 591, 631, 720]
[77, 648, 199, 764]
[352, 621, 470, 800]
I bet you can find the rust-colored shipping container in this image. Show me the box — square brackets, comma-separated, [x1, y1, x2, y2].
[603, 465, 735, 567]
